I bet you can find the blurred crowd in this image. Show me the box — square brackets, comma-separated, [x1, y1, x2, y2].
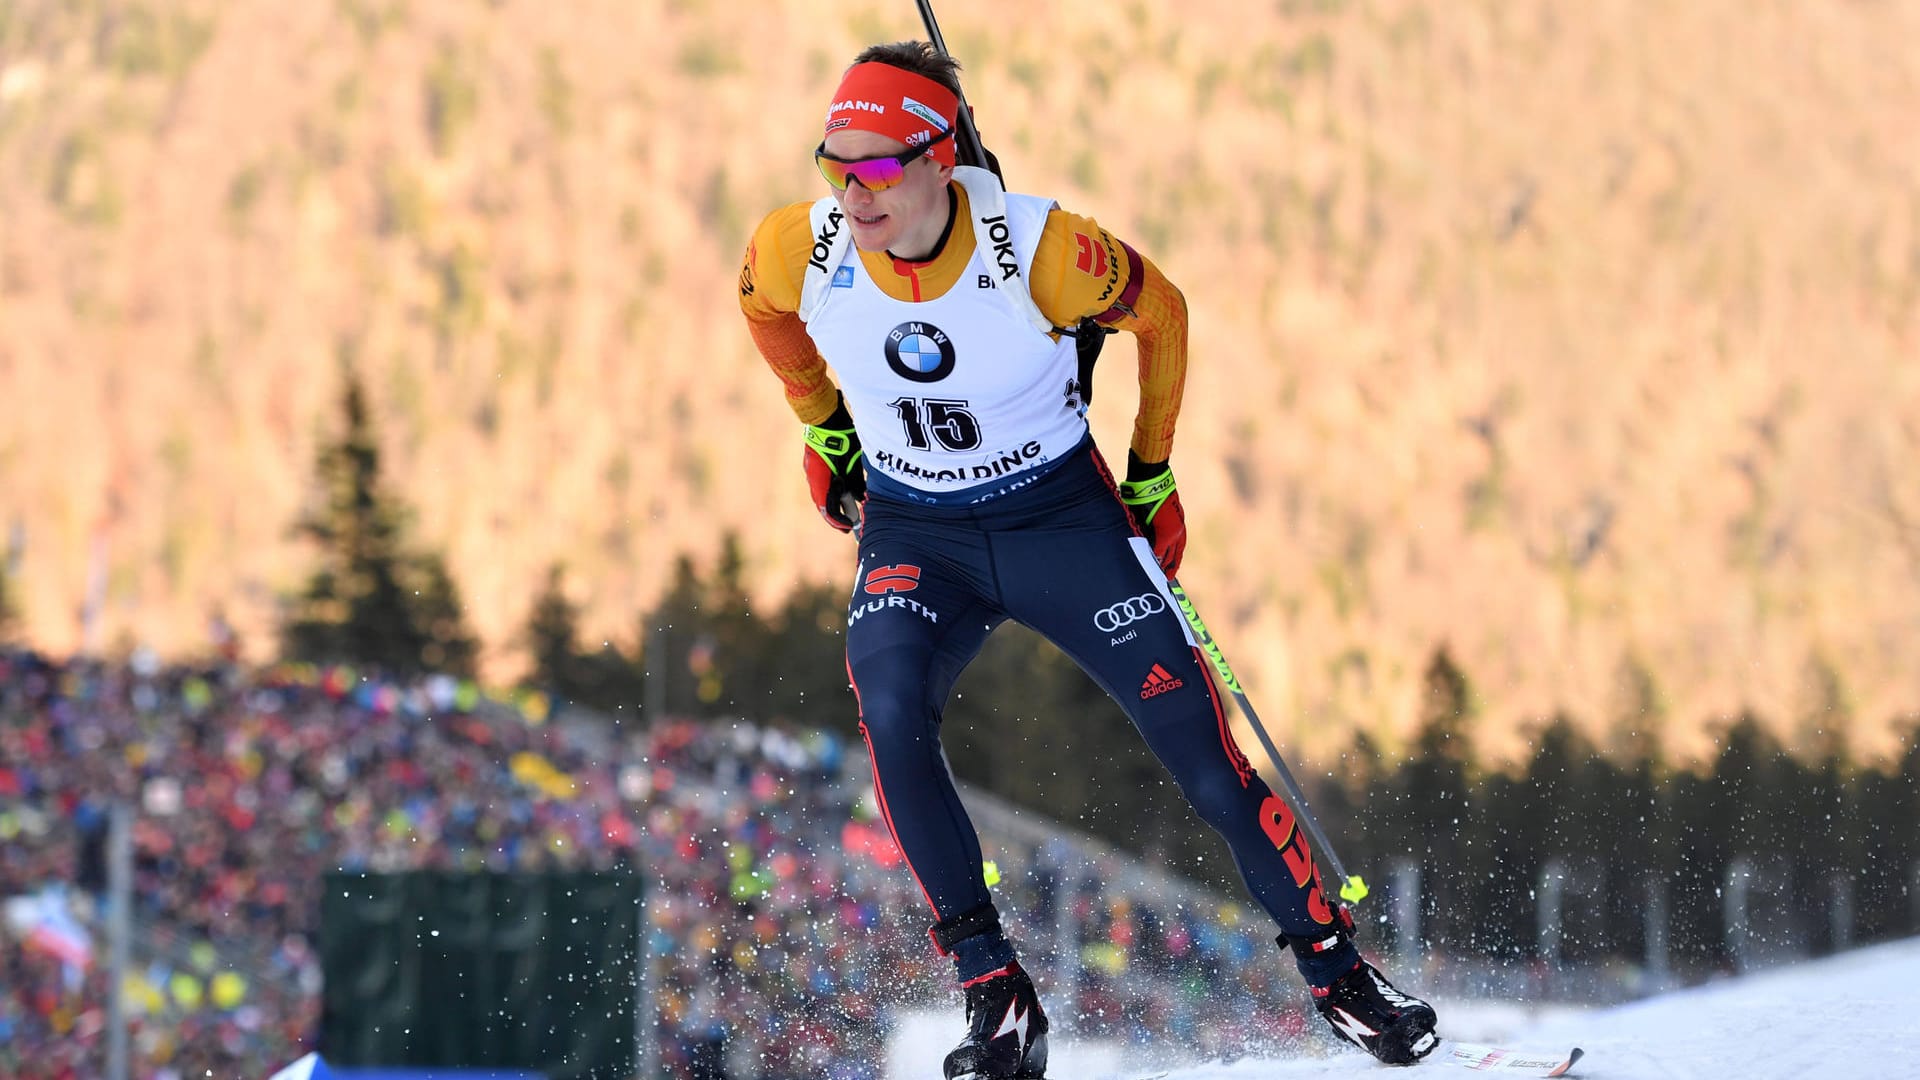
[0, 648, 1309, 1079]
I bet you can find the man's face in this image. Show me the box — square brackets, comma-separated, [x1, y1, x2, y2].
[822, 129, 952, 254]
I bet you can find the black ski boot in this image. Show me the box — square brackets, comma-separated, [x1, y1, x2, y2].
[1313, 958, 1439, 1065]
[942, 962, 1049, 1079]
[1284, 922, 1438, 1066]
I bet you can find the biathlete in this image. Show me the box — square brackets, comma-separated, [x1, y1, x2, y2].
[738, 41, 1439, 1077]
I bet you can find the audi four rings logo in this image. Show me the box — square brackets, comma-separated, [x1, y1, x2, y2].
[1093, 593, 1167, 632]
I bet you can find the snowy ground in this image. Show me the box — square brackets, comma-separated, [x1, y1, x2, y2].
[891, 935, 1920, 1079]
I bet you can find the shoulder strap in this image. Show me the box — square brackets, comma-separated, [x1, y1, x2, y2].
[797, 199, 851, 322]
[951, 166, 1057, 334]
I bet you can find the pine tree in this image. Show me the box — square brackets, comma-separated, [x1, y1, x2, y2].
[1604, 754, 1661, 966]
[637, 540, 772, 717]
[1796, 656, 1853, 832]
[761, 580, 857, 730]
[1793, 652, 1855, 951]
[522, 562, 643, 713]
[1318, 729, 1382, 870]
[1868, 716, 1920, 940]
[1473, 764, 1531, 960]
[1525, 714, 1618, 961]
[412, 551, 478, 675]
[1674, 712, 1789, 969]
[282, 364, 478, 677]
[644, 555, 705, 716]
[1606, 653, 1667, 967]
[526, 563, 583, 691]
[1403, 645, 1477, 949]
[702, 533, 771, 711]
[1665, 760, 1720, 969]
[1717, 713, 1790, 860]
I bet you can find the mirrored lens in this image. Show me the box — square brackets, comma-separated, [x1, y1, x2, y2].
[815, 154, 909, 192]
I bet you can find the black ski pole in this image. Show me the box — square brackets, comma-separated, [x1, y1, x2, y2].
[913, 0, 990, 174]
[1165, 577, 1370, 907]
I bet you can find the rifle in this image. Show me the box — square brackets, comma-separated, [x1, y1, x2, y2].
[911, 0, 1113, 406]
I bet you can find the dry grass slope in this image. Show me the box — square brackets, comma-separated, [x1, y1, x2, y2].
[1, 0, 1915, 762]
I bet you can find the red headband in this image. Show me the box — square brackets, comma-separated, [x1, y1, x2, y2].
[823, 61, 960, 167]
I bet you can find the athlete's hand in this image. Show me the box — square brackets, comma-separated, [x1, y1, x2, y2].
[803, 394, 866, 533]
[1120, 451, 1187, 576]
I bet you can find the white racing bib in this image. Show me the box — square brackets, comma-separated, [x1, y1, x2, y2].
[800, 167, 1087, 498]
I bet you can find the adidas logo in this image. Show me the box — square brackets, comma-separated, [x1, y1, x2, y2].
[1139, 663, 1184, 699]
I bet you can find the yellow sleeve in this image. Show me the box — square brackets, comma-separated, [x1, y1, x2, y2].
[1029, 209, 1188, 463]
[740, 203, 841, 425]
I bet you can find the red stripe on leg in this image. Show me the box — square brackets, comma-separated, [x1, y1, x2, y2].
[858, 718, 942, 920]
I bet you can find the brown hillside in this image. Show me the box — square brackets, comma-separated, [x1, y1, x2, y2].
[1, 0, 1915, 763]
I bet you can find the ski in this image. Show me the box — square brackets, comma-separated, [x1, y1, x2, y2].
[1434, 1041, 1584, 1076]
[1119, 1043, 1581, 1078]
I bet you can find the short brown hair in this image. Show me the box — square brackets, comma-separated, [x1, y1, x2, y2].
[851, 41, 963, 98]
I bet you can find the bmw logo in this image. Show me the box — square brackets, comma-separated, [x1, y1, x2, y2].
[884, 321, 956, 382]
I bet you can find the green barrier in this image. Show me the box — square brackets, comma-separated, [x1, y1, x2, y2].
[321, 870, 642, 1079]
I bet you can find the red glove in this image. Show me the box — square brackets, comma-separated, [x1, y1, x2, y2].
[1120, 452, 1186, 576]
[802, 395, 866, 533]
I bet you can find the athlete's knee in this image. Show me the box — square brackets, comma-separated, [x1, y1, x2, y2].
[852, 677, 939, 753]
[1172, 763, 1262, 834]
